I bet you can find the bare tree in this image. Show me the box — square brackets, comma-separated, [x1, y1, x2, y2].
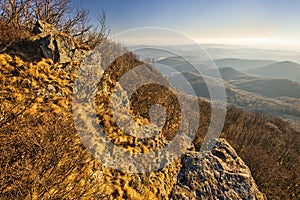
[0, 0, 109, 50]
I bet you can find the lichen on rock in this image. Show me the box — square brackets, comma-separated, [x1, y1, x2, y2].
[170, 138, 266, 200]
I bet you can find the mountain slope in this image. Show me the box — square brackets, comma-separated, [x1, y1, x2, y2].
[204, 67, 300, 98]
[247, 61, 300, 82]
[170, 68, 300, 99]
[167, 70, 300, 130]
[0, 53, 266, 200]
[212, 58, 275, 70]
[1, 21, 299, 200]
[0, 22, 265, 199]
[133, 72, 300, 199]
[202, 67, 258, 81]
[234, 78, 300, 98]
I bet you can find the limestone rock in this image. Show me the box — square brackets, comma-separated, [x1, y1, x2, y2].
[32, 20, 89, 63]
[32, 20, 58, 35]
[5, 20, 89, 64]
[170, 138, 266, 200]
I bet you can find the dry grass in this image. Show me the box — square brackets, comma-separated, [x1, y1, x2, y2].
[0, 53, 181, 199]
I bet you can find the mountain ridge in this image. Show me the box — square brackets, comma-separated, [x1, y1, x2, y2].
[247, 61, 300, 82]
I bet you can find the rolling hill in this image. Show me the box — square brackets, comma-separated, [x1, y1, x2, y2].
[170, 67, 300, 99]
[166, 68, 300, 128]
[202, 67, 258, 81]
[212, 58, 275, 70]
[247, 61, 300, 82]
[234, 78, 300, 98]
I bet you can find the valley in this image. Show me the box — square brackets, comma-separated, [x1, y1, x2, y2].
[140, 46, 300, 131]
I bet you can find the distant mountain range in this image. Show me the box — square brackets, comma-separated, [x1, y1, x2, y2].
[202, 67, 300, 98]
[162, 63, 300, 128]
[157, 57, 300, 83]
[130, 44, 300, 63]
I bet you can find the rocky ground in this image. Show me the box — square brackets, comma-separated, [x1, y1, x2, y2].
[171, 138, 265, 199]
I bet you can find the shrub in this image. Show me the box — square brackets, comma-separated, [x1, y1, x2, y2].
[0, 20, 30, 52]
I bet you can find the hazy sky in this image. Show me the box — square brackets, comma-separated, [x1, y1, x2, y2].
[73, 0, 300, 49]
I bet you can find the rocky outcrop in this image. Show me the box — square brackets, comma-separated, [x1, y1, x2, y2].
[171, 138, 266, 200]
[5, 20, 89, 63]
[32, 20, 89, 63]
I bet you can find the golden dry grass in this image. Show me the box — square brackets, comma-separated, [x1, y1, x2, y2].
[0, 53, 181, 199]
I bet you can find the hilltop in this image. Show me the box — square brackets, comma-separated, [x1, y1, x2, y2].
[0, 21, 267, 199]
[0, 21, 299, 200]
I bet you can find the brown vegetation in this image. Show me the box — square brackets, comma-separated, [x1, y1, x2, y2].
[192, 100, 300, 199]
[0, 5, 299, 196]
[221, 106, 300, 199]
[0, 53, 181, 199]
[0, 0, 109, 51]
[111, 56, 300, 199]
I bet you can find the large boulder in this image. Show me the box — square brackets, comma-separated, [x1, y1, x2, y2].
[170, 138, 266, 200]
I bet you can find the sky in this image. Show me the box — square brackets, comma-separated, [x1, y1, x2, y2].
[72, 0, 300, 49]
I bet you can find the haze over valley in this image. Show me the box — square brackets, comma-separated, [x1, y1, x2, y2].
[132, 44, 300, 131]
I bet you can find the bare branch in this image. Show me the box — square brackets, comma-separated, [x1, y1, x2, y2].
[0, 0, 109, 50]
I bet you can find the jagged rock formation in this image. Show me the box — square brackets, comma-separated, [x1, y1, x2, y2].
[170, 138, 265, 199]
[4, 20, 89, 63]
